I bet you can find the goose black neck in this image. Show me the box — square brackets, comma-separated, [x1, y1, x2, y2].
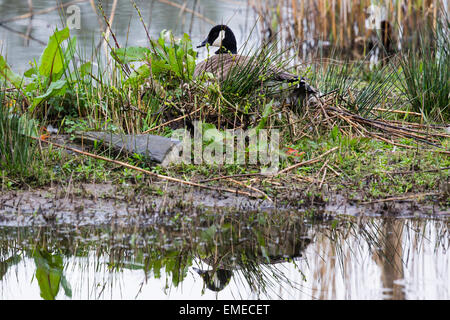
[216, 26, 237, 54]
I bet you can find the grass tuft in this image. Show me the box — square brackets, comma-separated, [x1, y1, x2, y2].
[397, 15, 450, 123]
[0, 90, 37, 176]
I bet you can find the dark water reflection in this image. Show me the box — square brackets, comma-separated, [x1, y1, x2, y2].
[0, 212, 448, 299]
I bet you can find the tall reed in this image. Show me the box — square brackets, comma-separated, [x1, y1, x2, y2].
[255, 0, 444, 58]
[396, 15, 449, 122]
[0, 90, 37, 176]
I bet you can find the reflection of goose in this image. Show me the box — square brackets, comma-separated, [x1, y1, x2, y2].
[193, 267, 232, 292]
[194, 234, 312, 293]
[354, 20, 396, 59]
[194, 25, 318, 99]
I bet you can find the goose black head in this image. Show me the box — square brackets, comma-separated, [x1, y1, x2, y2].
[193, 267, 233, 292]
[197, 25, 237, 54]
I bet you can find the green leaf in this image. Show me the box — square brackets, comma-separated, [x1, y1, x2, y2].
[54, 35, 77, 81]
[24, 66, 38, 78]
[69, 61, 92, 80]
[0, 255, 22, 281]
[256, 100, 274, 131]
[60, 274, 72, 298]
[112, 46, 151, 64]
[186, 54, 195, 80]
[31, 79, 67, 111]
[330, 125, 341, 142]
[203, 127, 223, 147]
[151, 59, 170, 77]
[78, 61, 92, 77]
[167, 48, 180, 76]
[38, 27, 70, 77]
[24, 81, 38, 94]
[125, 64, 151, 86]
[33, 249, 65, 300]
[0, 55, 24, 89]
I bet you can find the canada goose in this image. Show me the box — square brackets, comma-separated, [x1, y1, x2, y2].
[194, 25, 318, 98]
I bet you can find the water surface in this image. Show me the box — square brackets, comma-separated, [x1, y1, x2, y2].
[0, 0, 256, 73]
[1, 213, 448, 299]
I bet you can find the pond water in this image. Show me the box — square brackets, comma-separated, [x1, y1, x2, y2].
[0, 211, 448, 300]
[0, 0, 257, 73]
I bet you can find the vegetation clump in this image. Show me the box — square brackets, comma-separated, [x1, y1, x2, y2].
[0, 4, 448, 211]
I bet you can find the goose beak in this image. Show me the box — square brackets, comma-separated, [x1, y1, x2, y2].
[197, 39, 207, 48]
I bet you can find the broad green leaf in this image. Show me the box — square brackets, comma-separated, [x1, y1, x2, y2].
[54, 35, 77, 81]
[151, 59, 170, 77]
[0, 55, 24, 89]
[78, 61, 92, 77]
[24, 66, 38, 78]
[167, 47, 181, 76]
[60, 274, 72, 298]
[31, 79, 67, 111]
[203, 127, 223, 147]
[33, 249, 65, 300]
[35, 267, 61, 300]
[38, 27, 70, 77]
[18, 115, 39, 138]
[64, 36, 77, 65]
[69, 61, 92, 80]
[125, 64, 151, 86]
[112, 46, 151, 64]
[25, 81, 38, 94]
[158, 35, 166, 48]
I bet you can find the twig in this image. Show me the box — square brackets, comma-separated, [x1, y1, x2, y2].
[369, 132, 450, 154]
[157, 0, 215, 25]
[0, 0, 88, 24]
[31, 136, 256, 198]
[293, 175, 321, 184]
[314, 158, 329, 179]
[326, 164, 341, 177]
[380, 166, 450, 176]
[372, 107, 423, 117]
[228, 178, 272, 202]
[142, 105, 204, 134]
[323, 104, 449, 152]
[318, 166, 328, 189]
[360, 192, 438, 204]
[24, 0, 33, 46]
[198, 172, 263, 183]
[130, 0, 152, 46]
[100, 0, 119, 58]
[276, 146, 339, 175]
[89, 0, 105, 31]
[0, 23, 46, 45]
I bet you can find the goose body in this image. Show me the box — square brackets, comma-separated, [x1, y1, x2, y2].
[194, 54, 300, 82]
[194, 25, 317, 96]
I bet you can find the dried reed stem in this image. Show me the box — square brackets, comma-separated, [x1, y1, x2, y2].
[32, 136, 256, 198]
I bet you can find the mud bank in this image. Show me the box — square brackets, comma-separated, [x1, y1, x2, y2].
[0, 182, 447, 227]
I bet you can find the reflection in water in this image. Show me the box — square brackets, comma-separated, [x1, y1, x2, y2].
[0, 212, 448, 299]
[373, 219, 405, 300]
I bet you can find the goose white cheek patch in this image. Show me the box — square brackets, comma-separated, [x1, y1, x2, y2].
[212, 30, 225, 47]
